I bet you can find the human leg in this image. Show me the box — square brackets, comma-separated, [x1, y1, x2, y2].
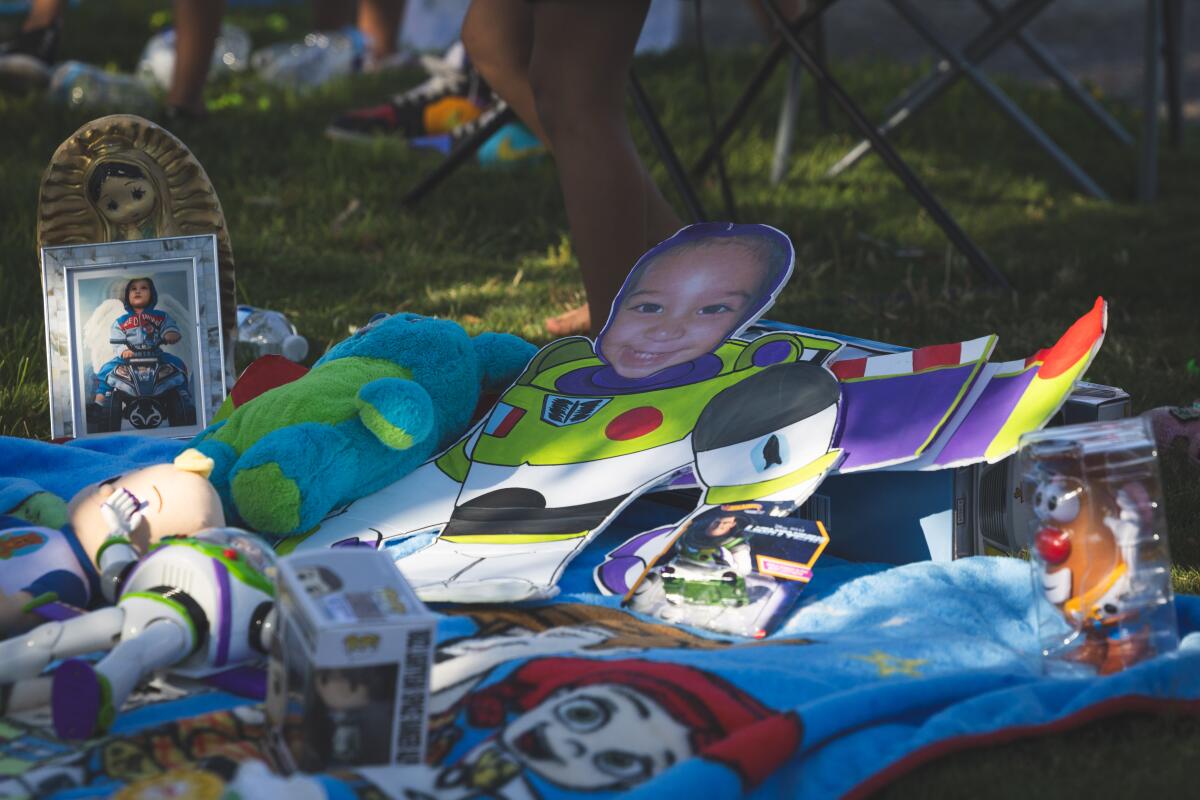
[461, 0, 543, 142]
[167, 0, 225, 115]
[529, 1, 681, 336]
[0, 0, 65, 90]
[21, 0, 66, 31]
[357, 0, 406, 61]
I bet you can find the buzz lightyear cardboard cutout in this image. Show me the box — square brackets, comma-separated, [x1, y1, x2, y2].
[295, 223, 1108, 606]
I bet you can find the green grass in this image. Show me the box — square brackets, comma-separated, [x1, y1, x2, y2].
[2, 2, 1199, 795]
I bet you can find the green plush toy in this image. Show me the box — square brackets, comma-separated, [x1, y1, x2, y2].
[189, 313, 536, 535]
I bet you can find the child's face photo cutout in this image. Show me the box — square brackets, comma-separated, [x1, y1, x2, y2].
[596, 223, 794, 381]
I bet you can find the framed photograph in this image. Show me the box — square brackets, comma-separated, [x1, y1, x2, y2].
[41, 234, 226, 439]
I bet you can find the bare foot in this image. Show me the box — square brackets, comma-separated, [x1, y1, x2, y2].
[545, 305, 591, 338]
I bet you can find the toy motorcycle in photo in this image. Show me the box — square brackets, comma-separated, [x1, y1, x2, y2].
[104, 331, 194, 431]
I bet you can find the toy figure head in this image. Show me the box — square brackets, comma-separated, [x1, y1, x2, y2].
[87, 161, 158, 229]
[679, 512, 750, 556]
[706, 514, 742, 539]
[296, 566, 342, 597]
[123, 276, 158, 311]
[315, 668, 377, 711]
[67, 449, 224, 562]
[467, 657, 799, 791]
[597, 223, 793, 381]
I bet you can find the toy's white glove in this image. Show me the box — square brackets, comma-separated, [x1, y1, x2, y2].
[101, 489, 146, 537]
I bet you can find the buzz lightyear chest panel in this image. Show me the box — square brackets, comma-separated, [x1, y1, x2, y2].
[443, 335, 830, 542]
[121, 539, 273, 674]
[469, 334, 823, 469]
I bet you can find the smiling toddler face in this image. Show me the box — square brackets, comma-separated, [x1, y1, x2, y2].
[599, 242, 767, 379]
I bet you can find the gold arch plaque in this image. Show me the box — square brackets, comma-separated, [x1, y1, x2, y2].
[37, 114, 236, 365]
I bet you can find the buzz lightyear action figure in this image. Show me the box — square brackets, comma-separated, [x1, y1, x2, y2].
[0, 528, 278, 740]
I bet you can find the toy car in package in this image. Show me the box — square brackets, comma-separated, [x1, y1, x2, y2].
[623, 502, 828, 638]
[268, 548, 436, 773]
[1018, 416, 1178, 675]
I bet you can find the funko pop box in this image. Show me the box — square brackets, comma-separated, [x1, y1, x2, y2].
[268, 548, 436, 774]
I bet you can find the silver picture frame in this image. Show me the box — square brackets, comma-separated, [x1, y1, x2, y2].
[41, 234, 226, 440]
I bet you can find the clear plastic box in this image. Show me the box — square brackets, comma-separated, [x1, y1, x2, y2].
[1018, 416, 1178, 675]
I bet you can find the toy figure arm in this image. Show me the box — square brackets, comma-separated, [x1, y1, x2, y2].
[96, 536, 139, 603]
[160, 311, 182, 340]
[730, 543, 753, 574]
[356, 378, 436, 451]
[100, 489, 146, 539]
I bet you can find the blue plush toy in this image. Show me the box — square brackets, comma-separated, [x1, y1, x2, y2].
[189, 313, 535, 536]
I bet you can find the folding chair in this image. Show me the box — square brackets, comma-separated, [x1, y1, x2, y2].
[824, 0, 1185, 204]
[753, 0, 1014, 290]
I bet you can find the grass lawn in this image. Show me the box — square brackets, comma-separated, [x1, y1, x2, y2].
[2, 1, 1199, 794]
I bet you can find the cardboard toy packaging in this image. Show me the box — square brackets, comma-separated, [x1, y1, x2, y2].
[268, 549, 436, 773]
[622, 502, 830, 638]
[1018, 417, 1178, 675]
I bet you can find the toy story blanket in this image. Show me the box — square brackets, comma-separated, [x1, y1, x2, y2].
[1, 485, 1198, 800]
[0, 221, 1144, 799]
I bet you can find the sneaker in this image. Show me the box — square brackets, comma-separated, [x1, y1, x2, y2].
[409, 100, 512, 156]
[477, 122, 544, 166]
[0, 23, 59, 93]
[325, 40, 491, 141]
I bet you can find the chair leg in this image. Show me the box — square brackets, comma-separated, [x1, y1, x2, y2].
[691, 0, 839, 178]
[889, 0, 1109, 200]
[1163, 0, 1184, 149]
[974, 0, 1134, 149]
[771, 56, 804, 185]
[1138, 0, 1163, 203]
[401, 105, 517, 207]
[827, 0, 1054, 178]
[628, 72, 709, 223]
[759, 0, 1012, 291]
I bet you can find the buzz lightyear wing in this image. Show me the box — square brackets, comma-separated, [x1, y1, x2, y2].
[833, 297, 1107, 471]
[829, 334, 997, 472]
[924, 297, 1107, 468]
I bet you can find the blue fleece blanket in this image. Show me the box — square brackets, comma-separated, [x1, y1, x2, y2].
[2, 434, 1198, 800]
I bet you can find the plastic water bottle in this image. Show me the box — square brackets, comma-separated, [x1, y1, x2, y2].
[250, 27, 367, 91]
[138, 23, 251, 91]
[235, 305, 308, 371]
[47, 61, 156, 114]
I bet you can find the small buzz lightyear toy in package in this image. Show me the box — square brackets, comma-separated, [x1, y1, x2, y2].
[615, 502, 829, 638]
[1018, 416, 1179, 675]
[269, 549, 436, 773]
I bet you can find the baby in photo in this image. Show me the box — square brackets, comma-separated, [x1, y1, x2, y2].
[597, 223, 793, 381]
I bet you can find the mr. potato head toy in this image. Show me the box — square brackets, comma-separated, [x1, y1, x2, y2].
[1030, 465, 1154, 674]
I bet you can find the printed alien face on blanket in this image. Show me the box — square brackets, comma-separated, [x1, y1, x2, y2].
[293, 222, 1109, 605]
